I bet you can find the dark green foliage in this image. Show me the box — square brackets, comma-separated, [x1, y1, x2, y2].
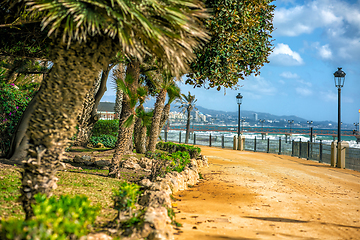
[89, 135, 117, 148]
[91, 119, 119, 137]
[0, 194, 100, 240]
[89, 120, 119, 148]
[0, 82, 32, 156]
[156, 142, 201, 159]
[147, 151, 191, 180]
[187, 0, 275, 90]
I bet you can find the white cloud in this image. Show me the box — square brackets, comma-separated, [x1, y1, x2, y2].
[274, 0, 360, 63]
[297, 79, 312, 88]
[243, 75, 277, 97]
[296, 87, 312, 96]
[318, 44, 333, 60]
[320, 90, 337, 102]
[269, 43, 304, 66]
[280, 71, 300, 79]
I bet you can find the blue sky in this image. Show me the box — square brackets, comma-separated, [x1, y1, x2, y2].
[102, 0, 360, 124]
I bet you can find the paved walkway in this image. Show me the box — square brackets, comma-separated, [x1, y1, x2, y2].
[173, 146, 360, 240]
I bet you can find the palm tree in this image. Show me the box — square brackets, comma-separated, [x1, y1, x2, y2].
[147, 73, 178, 152]
[177, 92, 197, 144]
[158, 83, 181, 136]
[17, 0, 208, 218]
[134, 106, 153, 154]
[113, 63, 126, 120]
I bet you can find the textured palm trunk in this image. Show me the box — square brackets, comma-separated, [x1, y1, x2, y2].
[74, 72, 102, 146]
[114, 63, 126, 120]
[75, 66, 112, 146]
[20, 37, 115, 219]
[148, 89, 167, 152]
[185, 109, 191, 144]
[109, 60, 140, 178]
[134, 105, 147, 154]
[158, 102, 171, 136]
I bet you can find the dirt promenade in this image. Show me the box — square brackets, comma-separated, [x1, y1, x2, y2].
[172, 146, 360, 240]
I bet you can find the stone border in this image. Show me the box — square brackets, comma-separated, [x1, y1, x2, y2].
[83, 155, 209, 240]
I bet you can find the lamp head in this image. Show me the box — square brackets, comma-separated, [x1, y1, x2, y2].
[334, 67, 346, 88]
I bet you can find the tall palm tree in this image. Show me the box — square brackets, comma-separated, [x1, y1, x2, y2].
[17, 0, 208, 218]
[134, 105, 153, 154]
[158, 84, 181, 136]
[177, 92, 197, 144]
[147, 73, 178, 152]
[113, 63, 126, 120]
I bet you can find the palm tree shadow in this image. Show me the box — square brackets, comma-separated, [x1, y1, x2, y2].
[243, 216, 360, 229]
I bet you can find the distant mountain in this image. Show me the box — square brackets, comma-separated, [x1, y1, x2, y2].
[195, 106, 307, 123]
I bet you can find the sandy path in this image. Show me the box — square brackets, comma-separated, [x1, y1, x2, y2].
[172, 146, 360, 240]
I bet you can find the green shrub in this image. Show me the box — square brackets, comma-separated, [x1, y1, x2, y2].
[0, 194, 100, 240]
[90, 134, 117, 148]
[156, 142, 201, 159]
[113, 182, 141, 219]
[0, 83, 31, 156]
[148, 151, 191, 180]
[92, 119, 119, 137]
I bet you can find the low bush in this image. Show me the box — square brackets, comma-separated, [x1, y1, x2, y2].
[89, 134, 117, 148]
[0, 194, 100, 240]
[156, 142, 201, 159]
[147, 151, 191, 180]
[92, 119, 119, 137]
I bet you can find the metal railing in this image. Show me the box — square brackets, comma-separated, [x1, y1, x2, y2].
[159, 130, 360, 172]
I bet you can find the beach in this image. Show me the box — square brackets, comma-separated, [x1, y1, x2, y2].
[172, 146, 360, 240]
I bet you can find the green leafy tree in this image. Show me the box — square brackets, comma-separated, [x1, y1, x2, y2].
[187, 0, 275, 90]
[177, 92, 197, 144]
[2, 0, 209, 219]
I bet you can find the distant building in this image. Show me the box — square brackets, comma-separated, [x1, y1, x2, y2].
[254, 113, 258, 121]
[98, 102, 115, 120]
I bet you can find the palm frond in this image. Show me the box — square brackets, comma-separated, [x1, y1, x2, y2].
[25, 0, 210, 77]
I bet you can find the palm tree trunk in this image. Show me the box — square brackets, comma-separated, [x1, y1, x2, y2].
[185, 109, 191, 144]
[20, 37, 114, 219]
[74, 72, 102, 146]
[75, 66, 112, 146]
[158, 102, 171, 136]
[114, 63, 126, 120]
[134, 105, 147, 154]
[148, 89, 167, 152]
[109, 60, 140, 178]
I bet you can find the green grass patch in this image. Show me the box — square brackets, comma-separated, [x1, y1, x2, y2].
[0, 168, 23, 221]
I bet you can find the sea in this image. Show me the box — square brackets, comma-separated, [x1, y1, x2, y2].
[162, 127, 360, 149]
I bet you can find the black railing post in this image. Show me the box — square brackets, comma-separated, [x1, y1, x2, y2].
[254, 137, 257, 152]
[267, 138, 270, 153]
[194, 133, 196, 145]
[209, 134, 212, 147]
[222, 135, 225, 148]
[179, 132, 181, 143]
[291, 140, 294, 156]
[299, 139, 302, 158]
[278, 138, 281, 155]
[307, 141, 310, 160]
[319, 140, 323, 163]
[165, 130, 168, 142]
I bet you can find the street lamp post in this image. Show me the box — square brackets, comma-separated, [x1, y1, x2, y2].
[259, 119, 265, 131]
[288, 120, 294, 133]
[354, 122, 359, 134]
[236, 93, 243, 136]
[307, 121, 313, 142]
[334, 68, 346, 143]
[241, 118, 246, 132]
